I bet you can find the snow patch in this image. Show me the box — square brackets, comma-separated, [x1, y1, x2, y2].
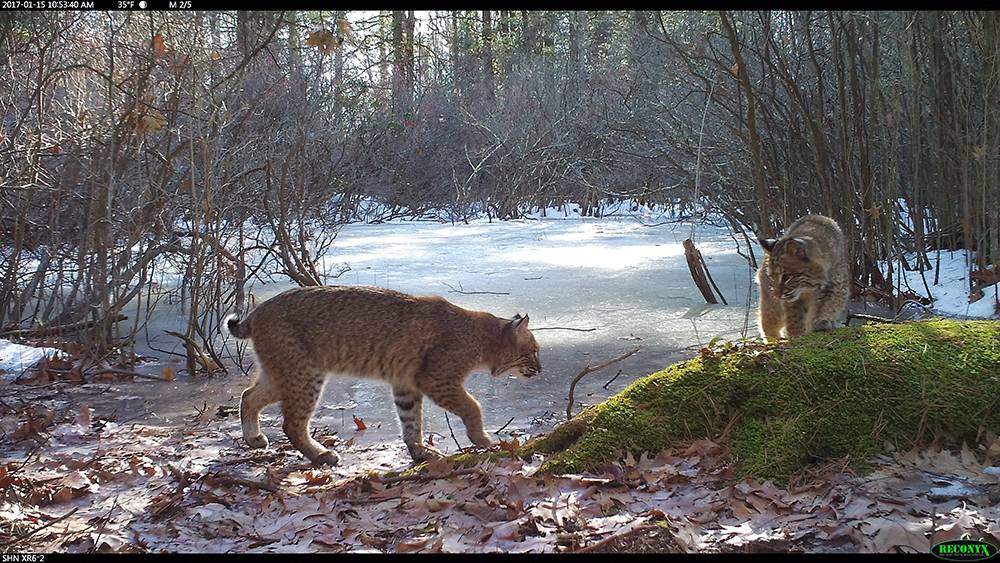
[892, 249, 999, 319]
[0, 339, 62, 381]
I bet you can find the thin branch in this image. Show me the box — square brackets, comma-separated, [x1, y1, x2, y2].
[494, 416, 516, 435]
[8, 507, 79, 546]
[442, 282, 510, 296]
[846, 313, 901, 325]
[566, 347, 641, 420]
[602, 369, 624, 390]
[443, 411, 462, 451]
[0, 315, 128, 338]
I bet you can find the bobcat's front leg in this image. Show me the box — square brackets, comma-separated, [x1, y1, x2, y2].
[757, 289, 785, 340]
[783, 298, 815, 338]
[422, 383, 494, 449]
[392, 386, 442, 462]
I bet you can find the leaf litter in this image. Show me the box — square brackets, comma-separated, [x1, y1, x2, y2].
[3, 390, 1000, 553]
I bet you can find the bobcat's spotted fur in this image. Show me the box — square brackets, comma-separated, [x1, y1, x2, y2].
[226, 285, 542, 466]
[757, 214, 850, 339]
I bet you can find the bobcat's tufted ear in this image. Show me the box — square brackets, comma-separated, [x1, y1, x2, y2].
[759, 238, 778, 253]
[786, 237, 809, 259]
[507, 314, 530, 334]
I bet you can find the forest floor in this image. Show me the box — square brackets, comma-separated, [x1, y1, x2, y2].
[2, 378, 999, 553]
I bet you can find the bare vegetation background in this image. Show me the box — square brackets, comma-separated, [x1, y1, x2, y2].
[1, 11, 997, 370]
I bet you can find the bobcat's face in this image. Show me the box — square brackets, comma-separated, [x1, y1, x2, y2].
[493, 314, 542, 379]
[761, 237, 825, 301]
[776, 271, 822, 300]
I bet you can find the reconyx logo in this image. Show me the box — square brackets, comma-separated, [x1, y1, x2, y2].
[931, 540, 998, 561]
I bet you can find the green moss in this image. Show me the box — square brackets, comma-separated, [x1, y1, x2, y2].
[530, 319, 1000, 482]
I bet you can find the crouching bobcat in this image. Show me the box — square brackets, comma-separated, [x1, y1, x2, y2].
[757, 214, 850, 339]
[225, 285, 542, 466]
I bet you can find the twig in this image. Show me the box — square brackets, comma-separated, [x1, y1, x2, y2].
[379, 467, 486, 486]
[847, 313, 900, 325]
[533, 326, 597, 332]
[442, 282, 509, 296]
[8, 507, 79, 545]
[602, 369, 623, 390]
[0, 315, 128, 338]
[494, 416, 516, 435]
[164, 330, 218, 373]
[152, 464, 190, 520]
[566, 347, 641, 420]
[572, 524, 663, 553]
[88, 494, 120, 553]
[443, 412, 463, 450]
[89, 368, 170, 382]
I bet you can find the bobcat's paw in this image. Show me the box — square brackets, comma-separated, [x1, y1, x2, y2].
[470, 434, 495, 449]
[245, 434, 269, 449]
[813, 319, 835, 332]
[410, 445, 444, 463]
[312, 450, 341, 467]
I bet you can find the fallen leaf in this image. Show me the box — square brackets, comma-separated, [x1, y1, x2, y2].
[152, 33, 166, 56]
[499, 437, 520, 456]
[395, 537, 429, 552]
[353, 415, 366, 431]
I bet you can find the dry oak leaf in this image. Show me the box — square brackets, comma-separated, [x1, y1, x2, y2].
[305, 28, 340, 56]
[973, 145, 987, 162]
[137, 113, 168, 135]
[152, 33, 166, 56]
[353, 414, 367, 431]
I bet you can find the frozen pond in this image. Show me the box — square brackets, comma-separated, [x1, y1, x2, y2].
[73, 216, 762, 455]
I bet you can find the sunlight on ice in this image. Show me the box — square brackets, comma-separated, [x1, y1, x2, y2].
[502, 243, 686, 270]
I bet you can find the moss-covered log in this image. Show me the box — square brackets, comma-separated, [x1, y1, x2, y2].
[522, 319, 1000, 482]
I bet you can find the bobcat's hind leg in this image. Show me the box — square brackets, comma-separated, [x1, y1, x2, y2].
[280, 369, 340, 467]
[392, 385, 442, 462]
[240, 369, 278, 449]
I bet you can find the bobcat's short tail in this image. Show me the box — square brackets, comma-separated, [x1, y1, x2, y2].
[223, 314, 252, 339]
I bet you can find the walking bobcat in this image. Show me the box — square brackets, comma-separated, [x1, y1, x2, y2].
[757, 214, 850, 339]
[226, 285, 542, 466]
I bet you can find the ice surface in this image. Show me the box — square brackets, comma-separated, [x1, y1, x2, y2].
[97, 215, 759, 453]
[242, 216, 761, 450]
[13, 207, 994, 457]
